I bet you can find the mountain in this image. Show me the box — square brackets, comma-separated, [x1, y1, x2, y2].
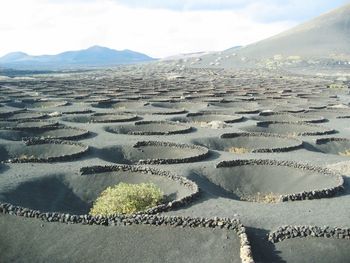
[233, 4, 350, 59]
[188, 3, 350, 69]
[0, 46, 155, 69]
[0, 52, 30, 63]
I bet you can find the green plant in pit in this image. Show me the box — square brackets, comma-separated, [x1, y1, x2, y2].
[328, 84, 348, 89]
[240, 192, 281, 203]
[227, 147, 250, 154]
[339, 149, 350, 157]
[89, 182, 163, 216]
[18, 154, 35, 160]
[287, 132, 299, 137]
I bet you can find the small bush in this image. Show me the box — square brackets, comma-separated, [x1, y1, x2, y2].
[328, 83, 348, 89]
[18, 154, 35, 160]
[89, 182, 163, 216]
[227, 147, 250, 154]
[287, 132, 299, 137]
[339, 149, 350, 157]
[193, 121, 209, 126]
[240, 192, 281, 203]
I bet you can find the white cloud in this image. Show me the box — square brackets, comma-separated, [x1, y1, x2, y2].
[0, 0, 296, 58]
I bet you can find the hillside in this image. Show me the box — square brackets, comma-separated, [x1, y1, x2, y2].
[187, 3, 350, 69]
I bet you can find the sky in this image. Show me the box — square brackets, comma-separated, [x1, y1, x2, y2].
[0, 0, 349, 58]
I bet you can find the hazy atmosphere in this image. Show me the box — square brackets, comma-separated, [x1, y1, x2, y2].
[1, 1, 350, 263]
[0, 0, 348, 57]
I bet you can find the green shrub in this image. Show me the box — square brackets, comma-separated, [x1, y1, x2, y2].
[240, 192, 281, 203]
[226, 147, 250, 154]
[339, 149, 350, 157]
[328, 83, 348, 89]
[89, 182, 163, 216]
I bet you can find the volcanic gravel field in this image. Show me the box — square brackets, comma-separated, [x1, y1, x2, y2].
[0, 66, 349, 263]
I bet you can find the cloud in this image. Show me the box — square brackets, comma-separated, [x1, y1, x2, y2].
[109, 0, 350, 23]
[55, 0, 348, 13]
[0, 0, 346, 58]
[242, 0, 350, 23]
[45, 0, 254, 11]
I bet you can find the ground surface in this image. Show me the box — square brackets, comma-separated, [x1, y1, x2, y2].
[0, 214, 239, 263]
[0, 66, 349, 262]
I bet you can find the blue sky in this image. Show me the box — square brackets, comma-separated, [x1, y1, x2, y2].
[0, 0, 349, 57]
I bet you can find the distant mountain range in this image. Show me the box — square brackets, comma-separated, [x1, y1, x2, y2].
[0, 46, 155, 69]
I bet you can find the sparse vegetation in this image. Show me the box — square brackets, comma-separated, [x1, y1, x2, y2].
[240, 192, 281, 203]
[194, 120, 228, 129]
[193, 121, 209, 126]
[18, 154, 35, 160]
[328, 83, 348, 89]
[287, 132, 299, 137]
[89, 182, 164, 216]
[339, 149, 350, 156]
[226, 147, 250, 154]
